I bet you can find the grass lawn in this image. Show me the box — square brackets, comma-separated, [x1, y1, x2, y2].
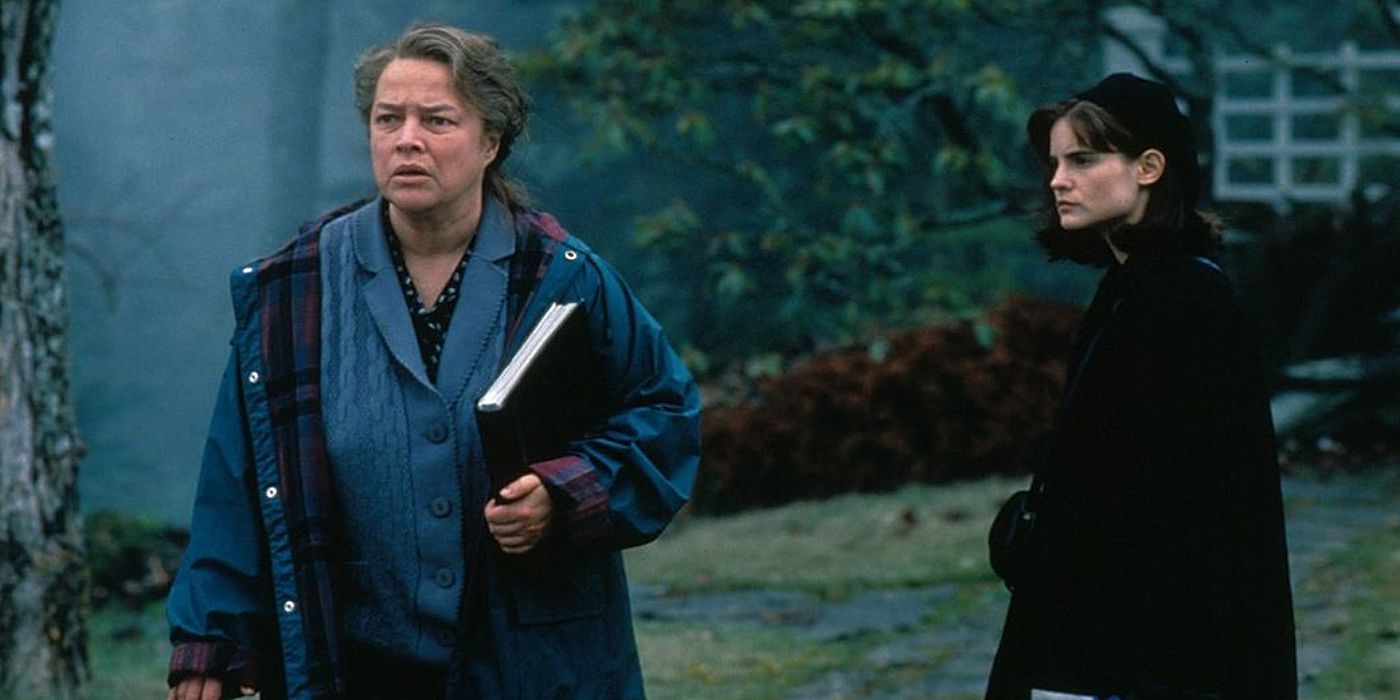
[85, 478, 1022, 699]
[624, 478, 1019, 596]
[86, 473, 1399, 699]
[635, 620, 866, 700]
[88, 601, 172, 699]
[626, 479, 1019, 699]
[1306, 522, 1400, 698]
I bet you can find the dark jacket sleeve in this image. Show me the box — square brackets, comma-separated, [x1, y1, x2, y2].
[1123, 261, 1296, 698]
[528, 252, 702, 550]
[164, 349, 268, 690]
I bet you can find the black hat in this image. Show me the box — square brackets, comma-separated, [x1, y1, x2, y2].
[1030, 72, 1200, 207]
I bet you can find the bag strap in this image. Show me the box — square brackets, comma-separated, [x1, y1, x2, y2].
[1190, 255, 1224, 275]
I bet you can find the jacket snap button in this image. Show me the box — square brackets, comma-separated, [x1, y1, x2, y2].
[564, 250, 578, 261]
[247, 371, 261, 384]
[241, 266, 254, 275]
[282, 600, 296, 613]
[265, 486, 278, 499]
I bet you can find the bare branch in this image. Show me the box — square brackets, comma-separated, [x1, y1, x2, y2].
[921, 200, 1022, 232]
[65, 239, 121, 310]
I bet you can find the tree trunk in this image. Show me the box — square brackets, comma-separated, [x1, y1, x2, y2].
[0, 0, 88, 697]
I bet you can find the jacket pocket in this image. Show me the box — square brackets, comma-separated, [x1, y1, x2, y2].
[503, 552, 607, 625]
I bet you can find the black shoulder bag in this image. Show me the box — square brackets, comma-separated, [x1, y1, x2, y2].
[988, 475, 1043, 589]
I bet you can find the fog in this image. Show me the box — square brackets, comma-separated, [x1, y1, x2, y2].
[54, 0, 591, 523]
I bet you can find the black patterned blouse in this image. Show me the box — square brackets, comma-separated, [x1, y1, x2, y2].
[384, 226, 472, 384]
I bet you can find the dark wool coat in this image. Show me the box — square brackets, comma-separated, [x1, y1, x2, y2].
[986, 254, 1296, 699]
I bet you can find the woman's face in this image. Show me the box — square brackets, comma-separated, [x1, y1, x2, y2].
[1046, 117, 1153, 231]
[369, 58, 500, 225]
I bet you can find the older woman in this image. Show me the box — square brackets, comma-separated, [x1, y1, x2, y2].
[985, 74, 1296, 699]
[165, 23, 700, 700]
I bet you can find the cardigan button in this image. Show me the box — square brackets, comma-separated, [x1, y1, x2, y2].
[425, 422, 449, 444]
[429, 497, 452, 518]
[435, 568, 456, 588]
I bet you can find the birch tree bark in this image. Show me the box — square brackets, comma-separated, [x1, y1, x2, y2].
[0, 0, 87, 697]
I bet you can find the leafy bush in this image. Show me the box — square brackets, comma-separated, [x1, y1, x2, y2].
[696, 295, 1080, 513]
[85, 511, 188, 608]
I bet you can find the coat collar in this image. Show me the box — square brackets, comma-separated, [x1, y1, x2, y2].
[350, 196, 514, 273]
[349, 196, 516, 395]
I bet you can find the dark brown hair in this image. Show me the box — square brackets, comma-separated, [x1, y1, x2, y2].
[354, 23, 530, 209]
[1027, 98, 1219, 265]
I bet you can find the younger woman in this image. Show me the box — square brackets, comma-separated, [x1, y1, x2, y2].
[985, 73, 1296, 700]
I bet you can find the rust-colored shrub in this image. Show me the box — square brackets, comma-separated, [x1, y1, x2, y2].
[696, 295, 1082, 513]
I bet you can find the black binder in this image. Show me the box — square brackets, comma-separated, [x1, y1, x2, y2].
[475, 301, 606, 494]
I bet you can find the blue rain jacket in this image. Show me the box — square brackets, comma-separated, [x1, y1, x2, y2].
[166, 199, 701, 699]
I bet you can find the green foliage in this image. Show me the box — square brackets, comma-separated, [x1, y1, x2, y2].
[85, 510, 187, 608]
[523, 0, 1395, 371]
[524, 1, 1081, 368]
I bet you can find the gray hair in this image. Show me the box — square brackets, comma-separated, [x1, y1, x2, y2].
[354, 23, 530, 209]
